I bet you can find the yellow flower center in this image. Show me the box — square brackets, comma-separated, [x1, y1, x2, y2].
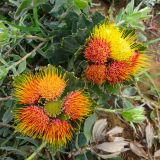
[44, 100, 62, 117]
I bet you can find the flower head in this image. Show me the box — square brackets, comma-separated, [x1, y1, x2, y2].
[13, 65, 93, 148]
[84, 38, 110, 64]
[13, 73, 39, 104]
[63, 91, 92, 121]
[85, 64, 107, 85]
[107, 61, 131, 84]
[44, 119, 73, 147]
[89, 23, 136, 61]
[37, 66, 66, 101]
[14, 106, 49, 139]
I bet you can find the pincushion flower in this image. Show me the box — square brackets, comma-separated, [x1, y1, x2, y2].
[85, 64, 107, 85]
[13, 72, 39, 104]
[84, 38, 110, 64]
[63, 91, 92, 120]
[85, 23, 137, 62]
[83, 22, 149, 85]
[106, 61, 131, 84]
[13, 65, 92, 148]
[37, 66, 66, 101]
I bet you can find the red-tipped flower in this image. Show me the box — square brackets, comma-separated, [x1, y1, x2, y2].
[85, 64, 107, 85]
[84, 38, 110, 64]
[107, 61, 131, 84]
[44, 119, 73, 147]
[14, 106, 49, 139]
[63, 91, 92, 121]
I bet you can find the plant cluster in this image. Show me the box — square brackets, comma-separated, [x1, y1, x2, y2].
[0, 0, 160, 160]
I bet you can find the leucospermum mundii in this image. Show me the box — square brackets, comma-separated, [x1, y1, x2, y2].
[84, 22, 149, 85]
[13, 65, 92, 148]
[85, 64, 107, 85]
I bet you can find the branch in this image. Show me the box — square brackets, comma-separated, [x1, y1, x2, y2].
[68, 146, 91, 158]
[135, 82, 160, 109]
[7, 42, 45, 71]
[25, 141, 47, 160]
[0, 122, 15, 129]
[0, 96, 12, 101]
[25, 35, 46, 42]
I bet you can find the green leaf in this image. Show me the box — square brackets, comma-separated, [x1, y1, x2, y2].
[75, 154, 87, 160]
[83, 113, 97, 143]
[15, 0, 48, 19]
[16, 136, 38, 147]
[76, 132, 87, 148]
[121, 107, 145, 123]
[0, 66, 8, 80]
[125, 0, 134, 14]
[122, 87, 137, 96]
[0, 22, 9, 46]
[49, 0, 69, 13]
[0, 147, 27, 157]
[15, 0, 32, 19]
[47, 45, 72, 65]
[2, 108, 13, 124]
[62, 35, 80, 53]
[91, 12, 105, 25]
[32, 0, 48, 6]
[145, 37, 160, 45]
[74, 0, 88, 9]
[17, 60, 26, 74]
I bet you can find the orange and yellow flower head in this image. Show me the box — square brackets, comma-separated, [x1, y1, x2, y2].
[107, 61, 131, 84]
[13, 65, 93, 148]
[37, 66, 66, 101]
[85, 64, 107, 85]
[44, 119, 73, 148]
[13, 73, 39, 104]
[84, 38, 110, 64]
[63, 91, 92, 121]
[88, 23, 137, 61]
[14, 106, 49, 139]
[84, 22, 149, 85]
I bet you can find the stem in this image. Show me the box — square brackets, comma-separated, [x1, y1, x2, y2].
[0, 96, 12, 101]
[1, 132, 16, 146]
[95, 108, 122, 113]
[25, 141, 47, 160]
[7, 42, 45, 71]
[0, 122, 15, 129]
[33, 7, 39, 27]
[135, 82, 160, 108]
[25, 35, 46, 42]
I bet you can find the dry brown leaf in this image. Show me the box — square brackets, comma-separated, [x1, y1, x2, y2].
[92, 119, 107, 142]
[130, 142, 148, 159]
[114, 137, 125, 142]
[107, 126, 123, 136]
[96, 141, 129, 153]
[145, 122, 154, 149]
[97, 152, 121, 159]
[154, 149, 160, 158]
